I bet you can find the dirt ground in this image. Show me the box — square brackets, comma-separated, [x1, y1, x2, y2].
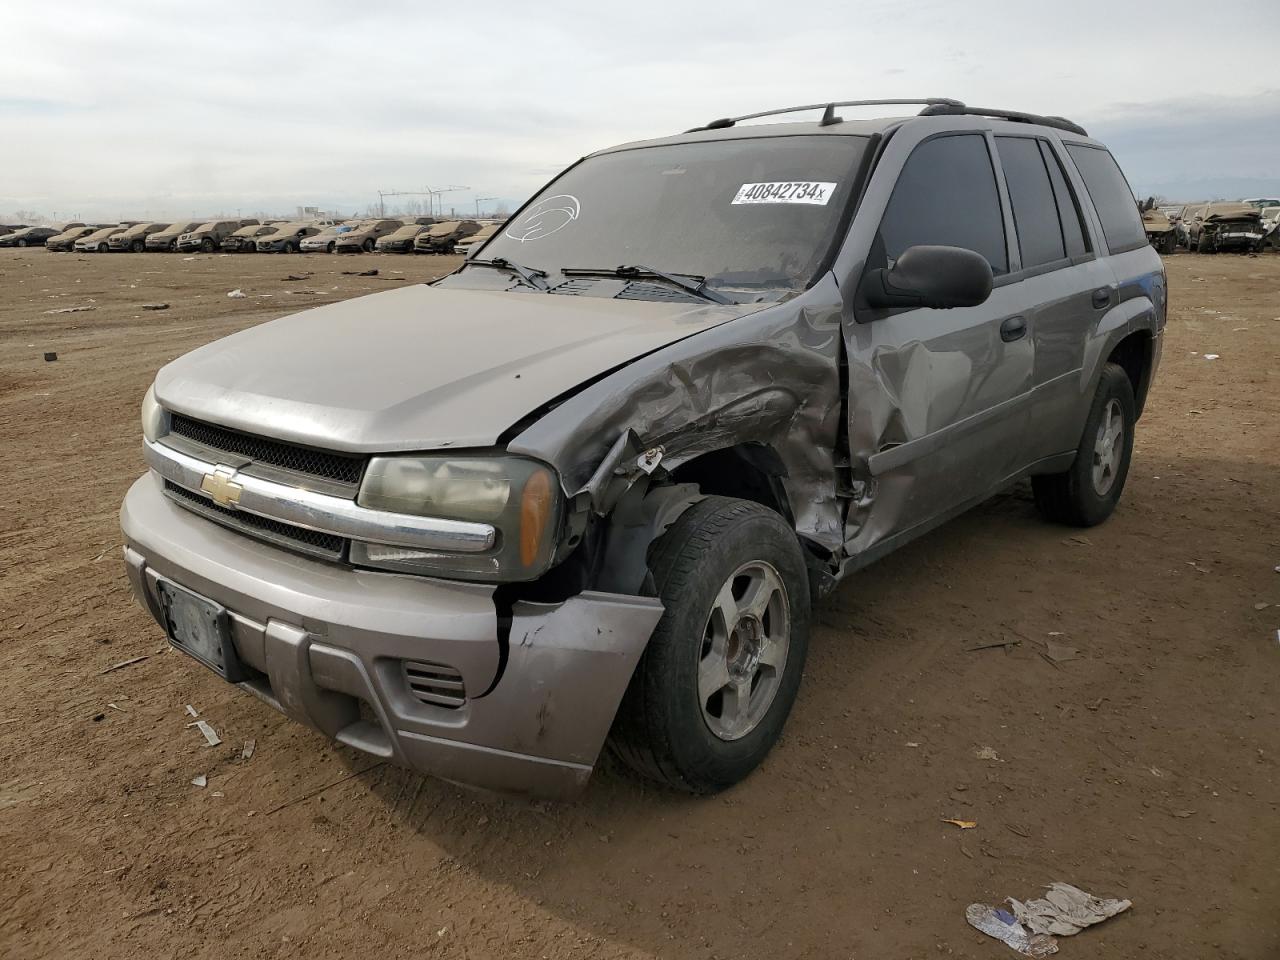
[0, 247, 1276, 960]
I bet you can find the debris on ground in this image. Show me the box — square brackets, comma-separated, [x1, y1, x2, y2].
[43, 305, 94, 314]
[1010, 883, 1132, 937]
[187, 720, 222, 747]
[101, 655, 148, 674]
[184, 704, 198, 717]
[942, 818, 978, 829]
[975, 746, 1002, 761]
[967, 639, 1020, 653]
[226, 288, 247, 298]
[43, 351, 57, 362]
[341, 268, 378, 276]
[281, 274, 310, 281]
[140, 303, 169, 311]
[1203, 353, 1220, 360]
[966, 904, 1058, 957]
[241, 738, 255, 761]
[191, 774, 207, 788]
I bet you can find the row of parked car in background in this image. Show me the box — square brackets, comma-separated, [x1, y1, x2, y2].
[1140, 197, 1280, 254]
[0, 216, 498, 256]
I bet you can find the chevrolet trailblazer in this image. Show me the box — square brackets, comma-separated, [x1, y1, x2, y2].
[121, 98, 1164, 797]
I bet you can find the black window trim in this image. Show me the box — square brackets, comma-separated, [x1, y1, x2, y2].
[988, 131, 1097, 287]
[1061, 140, 1150, 256]
[870, 128, 1013, 284]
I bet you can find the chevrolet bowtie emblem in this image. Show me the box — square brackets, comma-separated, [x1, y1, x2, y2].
[200, 466, 243, 507]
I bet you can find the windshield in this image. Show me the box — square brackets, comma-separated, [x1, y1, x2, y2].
[471, 135, 868, 299]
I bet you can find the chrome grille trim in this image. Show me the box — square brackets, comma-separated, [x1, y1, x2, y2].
[145, 439, 496, 554]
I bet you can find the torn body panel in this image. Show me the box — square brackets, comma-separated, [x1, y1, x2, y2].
[509, 274, 848, 555]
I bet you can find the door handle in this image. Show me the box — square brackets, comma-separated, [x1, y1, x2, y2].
[1092, 287, 1112, 309]
[1000, 316, 1027, 342]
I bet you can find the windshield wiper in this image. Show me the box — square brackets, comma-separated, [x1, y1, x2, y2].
[561, 265, 732, 305]
[466, 257, 549, 291]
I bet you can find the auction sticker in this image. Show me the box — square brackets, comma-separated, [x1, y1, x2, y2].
[732, 181, 836, 205]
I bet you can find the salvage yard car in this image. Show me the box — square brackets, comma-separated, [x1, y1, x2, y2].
[45, 225, 100, 251]
[75, 222, 137, 253]
[375, 221, 435, 254]
[255, 221, 324, 253]
[145, 220, 203, 252]
[176, 219, 259, 253]
[121, 98, 1164, 798]
[1187, 202, 1265, 253]
[299, 223, 351, 254]
[221, 222, 279, 253]
[333, 219, 403, 253]
[1141, 207, 1178, 254]
[454, 222, 499, 258]
[0, 224, 64, 247]
[413, 219, 481, 254]
[108, 222, 172, 252]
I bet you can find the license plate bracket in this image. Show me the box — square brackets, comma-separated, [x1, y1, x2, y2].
[157, 580, 246, 683]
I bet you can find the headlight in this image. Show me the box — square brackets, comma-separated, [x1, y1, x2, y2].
[351, 455, 561, 581]
[141, 384, 165, 443]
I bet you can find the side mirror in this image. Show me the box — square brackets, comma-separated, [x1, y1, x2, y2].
[862, 244, 993, 311]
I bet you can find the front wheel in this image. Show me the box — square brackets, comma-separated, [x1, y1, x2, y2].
[16, 238, 27, 248]
[200, 238, 215, 253]
[1032, 362, 1136, 527]
[282, 241, 297, 254]
[363, 238, 375, 252]
[609, 497, 811, 793]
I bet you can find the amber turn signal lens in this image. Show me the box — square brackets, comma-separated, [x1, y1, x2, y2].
[520, 468, 553, 567]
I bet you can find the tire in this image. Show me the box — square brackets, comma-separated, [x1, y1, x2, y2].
[1196, 233, 1214, 254]
[609, 496, 811, 793]
[1162, 232, 1177, 255]
[362, 238, 375, 252]
[16, 239, 27, 248]
[131, 240, 144, 253]
[167, 240, 177, 252]
[200, 238, 214, 253]
[283, 241, 296, 254]
[326, 241, 335, 254]
[1031, 362, 1136, 527]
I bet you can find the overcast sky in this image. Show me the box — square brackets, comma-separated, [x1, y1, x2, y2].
[3, 1, 1278, 222]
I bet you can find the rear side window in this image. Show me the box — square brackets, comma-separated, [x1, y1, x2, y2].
[1040, 142, 1089, 258]
[878, 134, 1008, 275]
[995, 136, 1065, 268]
[1065, 144, 1146, 253]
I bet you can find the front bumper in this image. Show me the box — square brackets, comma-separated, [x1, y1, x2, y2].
[120, 472, 662, 797]
[175, 239, 205, 252]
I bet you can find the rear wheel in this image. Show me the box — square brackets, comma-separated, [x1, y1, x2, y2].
[131, 240, 144, 252]
[1196, 233, 1214, 253]
[1032, 362, 1135, 527]
[609, 497, 811, 793]
[326, 241, 335, 254]
[282, 240, 297, 254]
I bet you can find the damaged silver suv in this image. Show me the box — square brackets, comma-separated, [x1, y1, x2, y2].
[121, 99, 1164, 797]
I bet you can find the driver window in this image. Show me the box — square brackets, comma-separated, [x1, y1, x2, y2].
[875, 134, 1008, 275]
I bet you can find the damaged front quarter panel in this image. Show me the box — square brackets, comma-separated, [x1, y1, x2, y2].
[507, 273, 849, 557]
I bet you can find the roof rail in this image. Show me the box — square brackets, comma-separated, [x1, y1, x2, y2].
[917, 102, 1088, 136]
[685, 98, 1088, 137]
[684, 98, 965, 133]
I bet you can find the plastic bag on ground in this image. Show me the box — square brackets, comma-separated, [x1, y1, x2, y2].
[965, 903, 1058, 957]
[1010, 882, 1131, 937]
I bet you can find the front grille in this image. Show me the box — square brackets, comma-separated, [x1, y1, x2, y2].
[401, 660, 466, 708]
[164, 480, 346, 561]
[169, 414, 365, 486]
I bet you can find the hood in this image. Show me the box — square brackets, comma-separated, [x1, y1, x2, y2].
[154, 283, 761, 453]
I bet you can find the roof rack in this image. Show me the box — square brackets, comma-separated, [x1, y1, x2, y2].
[685, 98, 1088, 137]
[916, 102, 1088, 136]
